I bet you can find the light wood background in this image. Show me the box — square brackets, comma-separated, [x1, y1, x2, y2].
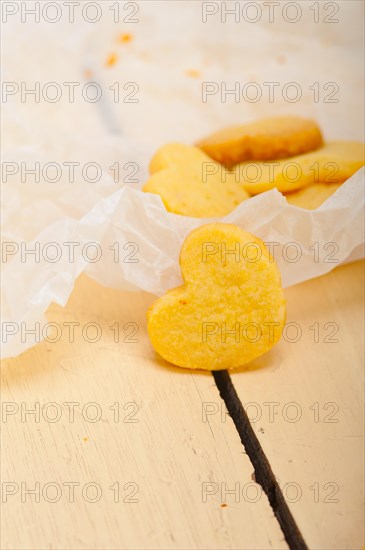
[1, 261, 364, 550]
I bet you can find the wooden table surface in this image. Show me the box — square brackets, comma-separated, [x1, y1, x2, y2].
[1, 260, 364, 550]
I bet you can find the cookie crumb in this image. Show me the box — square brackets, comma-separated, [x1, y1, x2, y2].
[119, 33, 133, 43]
[276, 55, 287, 64]
[106, 53, 118, 67]
[185, 69, 201, 78]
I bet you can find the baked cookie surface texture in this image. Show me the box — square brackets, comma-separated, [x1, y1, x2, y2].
[147, 223, 286, 370]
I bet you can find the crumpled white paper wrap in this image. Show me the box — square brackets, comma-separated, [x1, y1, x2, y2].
[1, 1, 364, 358]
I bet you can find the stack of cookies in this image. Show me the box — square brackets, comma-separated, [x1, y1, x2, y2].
[143, 116, 364, 216]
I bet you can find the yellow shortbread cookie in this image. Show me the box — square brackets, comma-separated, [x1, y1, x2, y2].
[285, 183, 342, 209]
[143, 143, 249, 218]
[147, 223, 286, 371]
[235, 141, 365, 195]
[196, 116, 323, 167]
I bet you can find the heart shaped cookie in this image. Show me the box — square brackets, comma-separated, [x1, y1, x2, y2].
[147, 223, 286, 370]
[143, 143, 249, 218]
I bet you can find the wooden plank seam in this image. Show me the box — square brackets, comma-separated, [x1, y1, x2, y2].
[213, 370, 309, 550]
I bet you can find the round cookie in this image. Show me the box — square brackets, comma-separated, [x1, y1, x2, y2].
[285, 183, 342, 209]
[147, 223, 286, 370]
[196, 116, 323, 167]
[235, 141, 365, 195]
